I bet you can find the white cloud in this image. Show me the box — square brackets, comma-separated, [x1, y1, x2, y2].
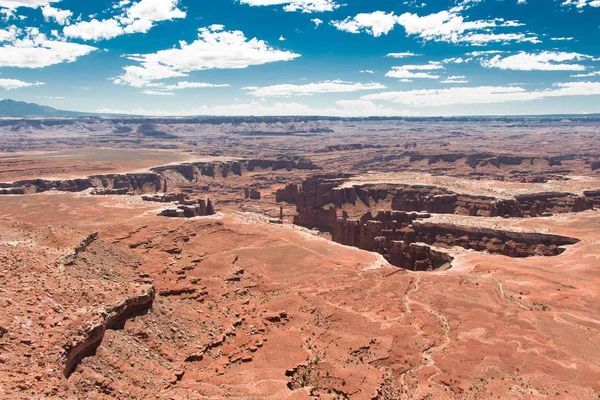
[41, 5, 72, 25]
[571, 71, 600, 77]
[311, 18, 323, 27]
[482, 51, 593, 71]
[239, 0, 339, 13]
[386, 52, 419, 58]
[0, 0, 59, 9]
[115, 26, 300, 87]
[385, 62, 444, 80]
[396, 10, 537, 44]
[331, 11, 399, 37]
[63, 19, 124, 41]
[456, 32, 540, 45]
[162, 81, 230, 90]
[243, 80, 386, 97]
[124, 0, 185, 21]
[362, 81, 600, 107]
[331, 9, 538, 44]
[0, 31, 96, 68]
[441, 75, 468, 84]
[360, 70, 374, 74]
[0, 77, 44, 89]
[63, 0, 186, 41]
[561, 0, 600, 9]
[0, 25, 20, 42]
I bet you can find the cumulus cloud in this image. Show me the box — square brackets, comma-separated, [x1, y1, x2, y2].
[385, 62, 444, 80]
[243, 80, 386, 97]
[331, 11, 399, 37]
[0, 0, 59, 9]
[481, 51, 593, 71]
[114, 25, 300, 87]
[362, 81, 600, 107]
[63, 19, 124, 41]
[0, 25, 20, 42]
[561, 0, 600, 9]
[331, 9, 538, 45]
[0, 29, 96, 68]
[124, 0, 185, 21]
[41, 5, 72, 25]
[63, 0, 186, 41]
[238, 0, 339, 13]
[0, 77, 44, 89]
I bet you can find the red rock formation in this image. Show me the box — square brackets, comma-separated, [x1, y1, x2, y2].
[250, 189, 261, 200]
[160, 198, 215, 218]
[293, 207, 338, 230]
[61, 286, 155, 378]
[142, 192, 188, 203]
[293, 176, 597, 221]
[330, 210, 579, 270]
[276, 184, 299, 203]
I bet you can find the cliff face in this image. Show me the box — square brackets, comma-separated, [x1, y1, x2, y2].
[329, 210, 579, 271]
[293, 207, 337, 230]
[276, 184, 299, 203]
[159, 198, 215, 218]
[0, 158, 321, 197]
[152, 158, 320, 182]
[0, 173, 165, 195]
[292, 176, 598, 223]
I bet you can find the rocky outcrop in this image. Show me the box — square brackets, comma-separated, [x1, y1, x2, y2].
[61, 286, 155, 378]
[513, 192, 590, 216]
[591, 161, 600, 171]
[293, 176, 597, 221]
[293, 207, 338, 230]
[0, 157, 319, 197]
[385, 241, 454, 271]
[0, 173, 165, 196]
[276, 184, 299, 203]
[142, 192, 188, 203]
[244, 188, 261, 200]
[407, 152, 562, 169]
[411, 221, 579, 257]
[159, 198, 215, 218]
[90, 173, 164, 195]
[152, 158, 320, 182]
[56, 232, 99, 267]
[584, 190, 600, 208]
[330, 211, 579, 270]
[316, 143, 388, 153]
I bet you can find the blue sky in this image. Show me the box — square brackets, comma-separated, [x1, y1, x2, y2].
[0, 0, 599, 116]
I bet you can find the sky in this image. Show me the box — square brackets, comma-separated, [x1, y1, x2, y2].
[0, 0, 599, 116]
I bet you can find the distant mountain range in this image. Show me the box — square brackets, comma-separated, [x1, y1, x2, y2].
[0, 99, 109, 117]
[0, 98, 598, 119]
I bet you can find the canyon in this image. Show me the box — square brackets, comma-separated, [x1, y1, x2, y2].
[0, 116, 599, 399]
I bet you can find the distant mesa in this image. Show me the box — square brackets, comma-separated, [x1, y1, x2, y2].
[0, 99, 113, 118]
